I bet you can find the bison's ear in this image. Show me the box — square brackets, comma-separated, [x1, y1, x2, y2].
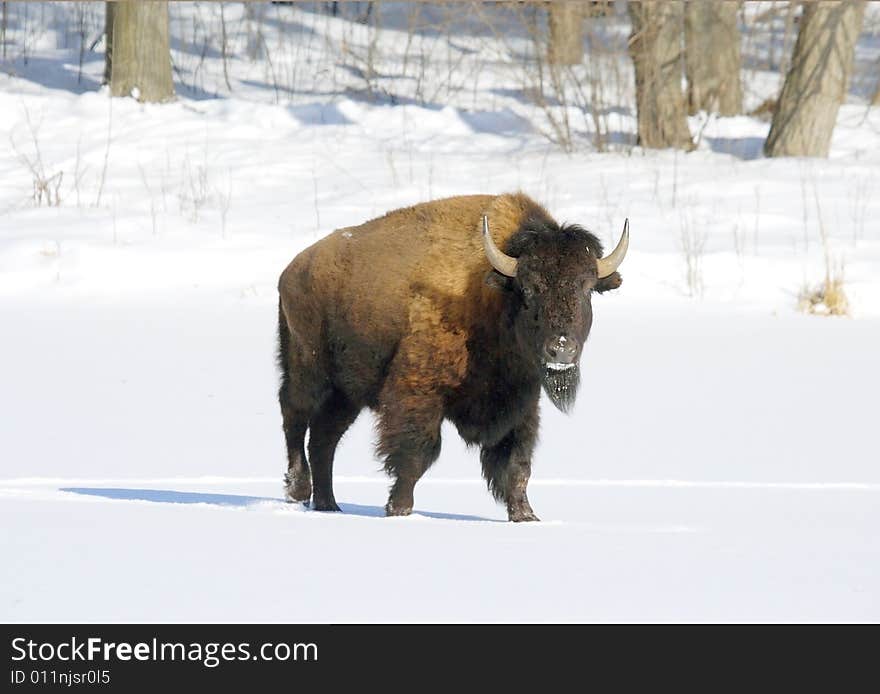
[485, 270, 512, 292]
[594, 272, 622, 293]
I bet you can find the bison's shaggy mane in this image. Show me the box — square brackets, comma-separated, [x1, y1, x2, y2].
[506, 217, 606, 260]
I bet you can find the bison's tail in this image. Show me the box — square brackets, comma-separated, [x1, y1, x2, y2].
[277, 298, 292, 397]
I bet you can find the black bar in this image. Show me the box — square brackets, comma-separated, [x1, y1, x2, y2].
[2, 624, 876, 690]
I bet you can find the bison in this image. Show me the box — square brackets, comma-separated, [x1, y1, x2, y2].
[277, 192, 628, 521]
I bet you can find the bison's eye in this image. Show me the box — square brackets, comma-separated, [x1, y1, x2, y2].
[521, 286, 535, 302]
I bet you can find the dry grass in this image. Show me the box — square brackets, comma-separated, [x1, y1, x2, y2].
[797, 182, 851, 317]
[797, 273, 850, 317]
[678, 200, 706, 298]
[11, 105, 64, 207]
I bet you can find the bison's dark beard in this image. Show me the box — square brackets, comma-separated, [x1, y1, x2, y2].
[541, 365, 580, 413]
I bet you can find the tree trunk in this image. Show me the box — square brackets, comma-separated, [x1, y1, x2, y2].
[108, 1, 175, 103]
[628, 1, 693, 150]
[778, 1, 799, 79]
[765, 1, 865, 158]
[685, 0, 742, 115]
[548, 2, 583, 66]
[103, 1, 114, 86]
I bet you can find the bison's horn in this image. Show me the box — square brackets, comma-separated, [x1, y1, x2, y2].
[482, 215, 518, 278]
[596, 218, 630, 279]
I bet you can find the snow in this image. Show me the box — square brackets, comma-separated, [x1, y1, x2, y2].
[1, 2, 879, 623]
[3, 476, 877, 622]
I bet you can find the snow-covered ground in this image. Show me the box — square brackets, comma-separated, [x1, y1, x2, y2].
[1, 3, 879, 622]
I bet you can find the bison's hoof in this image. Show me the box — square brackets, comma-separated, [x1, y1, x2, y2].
[312, 499, 342, 512]
[385, 501, 413, 517]
[509, 510, 540, 523]
[283, 473, 312, 503]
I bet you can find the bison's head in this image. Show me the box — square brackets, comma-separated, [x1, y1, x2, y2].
[483, 215, 628, 412]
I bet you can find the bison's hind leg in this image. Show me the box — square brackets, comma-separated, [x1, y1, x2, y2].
[278, 301, 316, 504]
[281, 411, 311, 503]
[279, 387, 312, 504]
[307, 389, 360, 512]
[278, 300, 359, 512]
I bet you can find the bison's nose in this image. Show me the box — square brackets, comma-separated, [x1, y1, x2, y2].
[543, 335, 578, 366]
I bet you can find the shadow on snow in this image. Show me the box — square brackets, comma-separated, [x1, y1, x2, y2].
[60, 487, 496, 523]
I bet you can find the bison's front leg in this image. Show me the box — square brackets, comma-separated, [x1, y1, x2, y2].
[481, 407, 540, 522]
[377, 394, 443, 517]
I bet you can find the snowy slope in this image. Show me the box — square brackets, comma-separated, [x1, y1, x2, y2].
[1, 3, 878, 622]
